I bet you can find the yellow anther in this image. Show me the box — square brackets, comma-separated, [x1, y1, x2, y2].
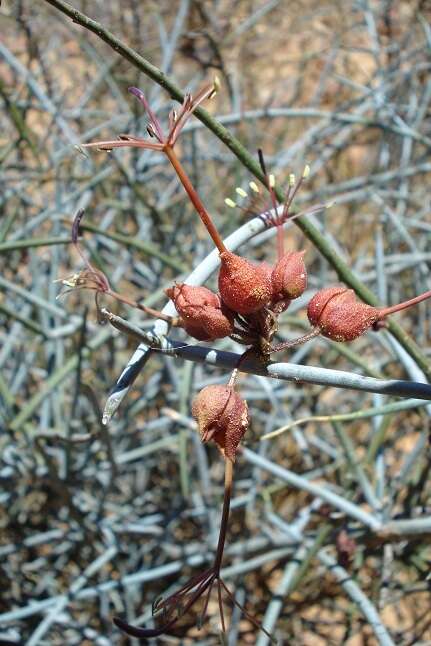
[269, 173, 275, 188]
[224, 198, 237, 208]
[55, 273, 80, 288]
[303, 164, 310, 179]
[289, 173, 296, 186]
[236, 187, 247, 198]
[249, 181, 260, 193]
[210, 76, 220, 97]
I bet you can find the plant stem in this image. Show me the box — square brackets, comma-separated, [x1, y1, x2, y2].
[78, 219, 185, 272]
[164, 145, 227, 253]
[214, 458, 234, 572]
[276, 225, 285, 261]
[108, 289, 179, 324]
[0, 237, 72, 252]
[271, 327, 321, 353]
[379, 290, 431, 317]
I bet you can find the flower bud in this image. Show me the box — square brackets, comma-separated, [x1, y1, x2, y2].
[218, 251, 272, 315]
[271, 251, 307, 301]
[191, 385, 249, 461]
[166, 284, 234, 341]
[307, 286, 378, 341]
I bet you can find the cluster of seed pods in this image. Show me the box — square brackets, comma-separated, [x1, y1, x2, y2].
[168, 245, 311, 458]
[79, 81, 431, 640]
[82, 81, 431, 464]
[169, 241, 394, 459]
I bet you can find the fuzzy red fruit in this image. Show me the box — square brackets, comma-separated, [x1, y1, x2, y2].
[272, 251, 307, 301]
[307, 286, 379, 341]
[260, 261, 274, 282]
[166, 284, 234, 341]
[218, 251, 272, 315]
[191, 385, 249, 461]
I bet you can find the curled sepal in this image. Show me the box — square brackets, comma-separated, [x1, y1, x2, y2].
[113, 569, 276, 642]
[218, 252, 272, 315]
[307, 286, 378, 341]
[271, 250, 307, 301]
[192, 385, 249, 461]
[113, 568, 216, 638]
[166, 283, 234, 341]
[56, 209, 111, 299]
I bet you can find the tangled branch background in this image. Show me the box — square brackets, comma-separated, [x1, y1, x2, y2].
[1, 1, 431, 644]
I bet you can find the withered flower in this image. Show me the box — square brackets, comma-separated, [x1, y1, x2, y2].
[83, 81, 218, 153]
[57, 209, 111, 299]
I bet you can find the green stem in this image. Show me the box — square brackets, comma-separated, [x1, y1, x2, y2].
[0, 237, 72, 252]
[42, 0, 431, 379]
[78, 220, 186, 272]
[286, 524, 332, 595]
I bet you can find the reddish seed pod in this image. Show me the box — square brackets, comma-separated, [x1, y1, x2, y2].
[218, 251, 272, 315]
[307, 286, 345, 324]
[191, 385, 249, 461]
[271, 251, 307, 301]
[259, 261, 274, 282]
[166, 284, 234, 341]
[307, 286, 379, 341]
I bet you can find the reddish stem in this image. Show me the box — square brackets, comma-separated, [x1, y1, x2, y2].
[214, 457, 234, 572]
[378, 289, 431, 318]
[276, 224, 285, 261]
[108, 289, 179, 324]
[164, 145, 227, 254]
[271, 327, 321, 353]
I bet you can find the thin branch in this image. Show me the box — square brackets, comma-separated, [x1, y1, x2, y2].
[101, 309, 431, 402]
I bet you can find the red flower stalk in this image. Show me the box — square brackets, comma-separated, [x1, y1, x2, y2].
[166, 283, 234, 341]
[83, 82, 228, 255]
[60, 210, 180, 325]
[308, 286, 431, 342]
